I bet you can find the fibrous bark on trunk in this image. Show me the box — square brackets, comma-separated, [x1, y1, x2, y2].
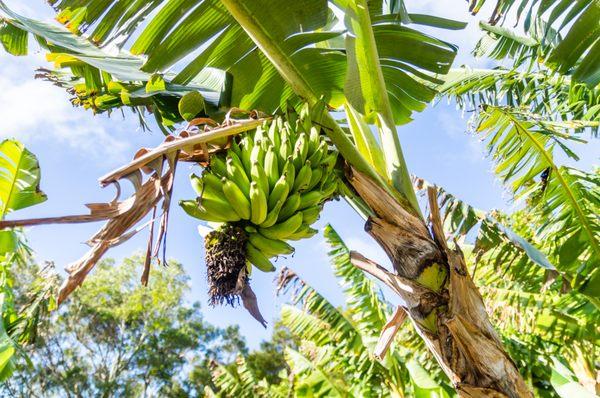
[346, 166, 532, 398]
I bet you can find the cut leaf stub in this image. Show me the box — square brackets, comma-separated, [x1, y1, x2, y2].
[204, 224, 248, 307]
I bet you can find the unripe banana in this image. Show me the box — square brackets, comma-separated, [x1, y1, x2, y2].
[278, 193, 300, 221]
[260, 199, 284, 228]
[301, 205, 322, 225]
[246, 243, 275, 272]
[283, 157, 296, 190]
[180, 200, 230, 222]
[267, 118, 281, 148]
[190, 111, 339, 276]
[251, 161, 270, 195]
[250, 140, 265, 166]
[279, 130, 292, 164]
[199, 176, 225, 200]
[226, 157, 250, 197]
[264, 147, 279, 191]
[210, 155, 227, 177]
[292, 161, 312, 193]
[228, 150, 248, 179]
[293, 133, 308, 170]
[222, 177, 251, 220]
[230, 139, 242, 158]
[306, 166, 323, 191]
[321, 178, 338, 198]
[190, 173, 204, 196]
[240, 136, 254, 173]
[250, 181, 268, 225]
[254, 125, 267, 144]
[299, 191, 324, 210]
[181, 198, 240, 222]
[202, 172, 224, 193]
[322, 152, 338, 173]
[259, 212, 303, 240]
[287, 224, 318, 241]
[307, 140, 327, 165]
[268, 173, 290, 211]
[248, 231, 294, 257]
[308, 126, 320, 155]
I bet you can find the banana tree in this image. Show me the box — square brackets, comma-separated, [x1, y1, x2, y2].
[0, 1, 598, 397]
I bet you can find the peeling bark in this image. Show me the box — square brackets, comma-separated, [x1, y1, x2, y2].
[346, 166, 532, 398]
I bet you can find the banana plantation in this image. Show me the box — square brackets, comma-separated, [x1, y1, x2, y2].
[0, 0, 598, 397]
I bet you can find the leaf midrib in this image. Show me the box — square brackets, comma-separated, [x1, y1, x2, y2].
[504, 110, 599, 261]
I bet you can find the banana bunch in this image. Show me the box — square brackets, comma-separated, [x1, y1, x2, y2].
[181, 111, 339, 273]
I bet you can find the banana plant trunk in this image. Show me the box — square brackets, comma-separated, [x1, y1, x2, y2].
[347, 167, 532, 398]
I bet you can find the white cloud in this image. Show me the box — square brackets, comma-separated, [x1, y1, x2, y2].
[0, 53, 132, 162]
[344, 235, 391, 269]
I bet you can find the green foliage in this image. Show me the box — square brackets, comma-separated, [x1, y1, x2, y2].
[0, 139, 46, 220]
[474, 107, 599, 296]
[467, 0, 600, 87]
[1, 255, 254, 397]
[0, 139, 51, 383]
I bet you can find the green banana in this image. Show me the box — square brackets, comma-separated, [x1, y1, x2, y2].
[306, 166, 323, 191]
[181, 198, 240, 222]
[202, 172, 224, 193]
[190, 173, 203, 196]
[301, 205, 322, 225]
[251, 161, 270, 195]
[287, 224, 318, 241]
[199, 175, 225, 200]
[187, 111, 340, 269]
[248, 231, 294, 257]
[250, 141, 265, 166]
[322, 152, 338, 173]
[226, 157, 250, 197]
[267, 173, 290, 211]
[260, 199, 284, 228]
[292, 161, 312, 193]
[250, 181, 268, 225]
[180, 200, 230, 222]
[279, 130, 291, 164]
[293, 133, 308, 170]
[299, 191, 323, 210]
[228, 150, 248, 179]
[267, 117, 281, 148]
[321, 178, 338, 198]
[283, 157, 296, 190]
[307, 140, 326, 165]
[240, 136, 254, 173]
[264, 147, 279, 191]
[222, 177, 251, 220]
[259, 212, 303, 240]
[278, 193, 300, 221]
[230, 138, 242, 158]
[246, 243, 275, 272]
[209, 155, 227, 177]
[308, 126, 320, 155]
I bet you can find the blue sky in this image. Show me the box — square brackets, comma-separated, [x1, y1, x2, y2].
[3, 1, 589, 348]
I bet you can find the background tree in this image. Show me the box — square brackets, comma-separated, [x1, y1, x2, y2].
[1, 255, 252, 398]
